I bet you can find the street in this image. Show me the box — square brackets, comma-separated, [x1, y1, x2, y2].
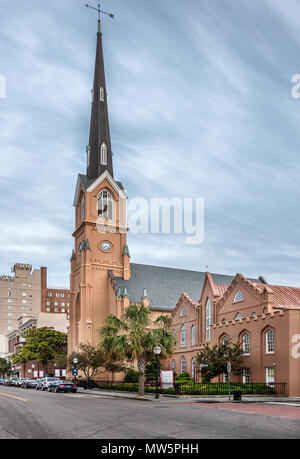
[0, 386, 299, 439]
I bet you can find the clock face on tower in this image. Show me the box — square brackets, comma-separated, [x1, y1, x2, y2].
[99, 240, 113, 252]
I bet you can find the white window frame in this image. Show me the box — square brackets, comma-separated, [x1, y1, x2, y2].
[243, 368, 251, 384]
[98, 189, 114, 220]
[242, 333, 250, 355]
[234, 290, 244, 303]
[266, 367, 275, 386]
[266, 329, 275, 354]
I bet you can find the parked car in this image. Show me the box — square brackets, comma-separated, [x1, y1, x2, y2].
[47, 380, 77, 393]
[35, 379, 43, 390]
[0, 379, 5, 385]
[20, 379, 30, 388]
[36, 377, 60, 391]
[3, 379, 10, 386]
[21, 379, 38, 389]
[10, 378, 19, 386]
[16, 378, 27, 387]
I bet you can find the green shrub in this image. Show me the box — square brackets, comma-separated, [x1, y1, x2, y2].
[123, 369, 139, 383]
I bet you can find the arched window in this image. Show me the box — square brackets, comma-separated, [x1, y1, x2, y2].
[172, 360, 176, 372]
[180, 325, 186, 347]
[180, 356, 187, 374]
[206, 299, 211, 340]
[234, 290, 244, 303]
[251, 312, 257, 317]
[222, 335, 229, 345]
[100, 143, 107, 166]
[100, 87, 105, 101]
[180, 308, 187, 317]
[242, 333, 250, 355]
[266, 329, 275, 354]
[234, 312, 243, 320]
[191, 358, 196, 380]
[98, 189, 113, 220]
[81, 194, 85, 222]
[222, 318, 227, 324]
[191, 325, 196, 346]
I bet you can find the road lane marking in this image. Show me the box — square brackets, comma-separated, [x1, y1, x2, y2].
[0, 392, 28, 402]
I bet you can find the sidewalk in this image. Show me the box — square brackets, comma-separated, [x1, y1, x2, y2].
[77, 387, 300, 404]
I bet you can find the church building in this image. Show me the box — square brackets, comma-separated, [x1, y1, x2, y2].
[68, 16, 300, 396]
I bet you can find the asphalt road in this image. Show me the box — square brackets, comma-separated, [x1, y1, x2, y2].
[0, 386, 299, 439]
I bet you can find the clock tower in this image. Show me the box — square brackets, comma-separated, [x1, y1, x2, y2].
[68, 17, 130, 353]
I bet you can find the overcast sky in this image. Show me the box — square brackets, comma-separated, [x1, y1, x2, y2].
[0, 0, 300, 288]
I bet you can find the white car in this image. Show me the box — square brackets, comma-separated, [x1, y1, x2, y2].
[41, 377, 61, 391]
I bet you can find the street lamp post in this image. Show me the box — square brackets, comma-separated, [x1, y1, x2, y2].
[153, 346, 162, 399]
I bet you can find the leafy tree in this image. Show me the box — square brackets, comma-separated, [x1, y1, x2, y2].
[68, 343, 124, 388]
[11, 327, 67, 374]
[0, 357, 10, 377]
[100, 304, 176, 397]
[195, 340, 245, 382]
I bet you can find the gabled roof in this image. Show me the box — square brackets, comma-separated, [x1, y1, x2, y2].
[115, 264, 262, 311]
[73, 171, 125, 206]
[255, 284, 300, 310]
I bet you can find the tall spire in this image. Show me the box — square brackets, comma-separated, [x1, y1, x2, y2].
[86, 13, 114, 180]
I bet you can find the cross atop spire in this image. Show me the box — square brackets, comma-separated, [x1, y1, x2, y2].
[85, 3, 115, 180]
[85, 4, 114, 33]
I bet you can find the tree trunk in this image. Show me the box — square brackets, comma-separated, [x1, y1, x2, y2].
[137, 354, 147, 397]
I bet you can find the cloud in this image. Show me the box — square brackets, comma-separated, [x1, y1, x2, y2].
[0, 0, 299, 287]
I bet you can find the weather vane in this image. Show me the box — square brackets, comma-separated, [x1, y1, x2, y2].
[85, 3, 114, 21]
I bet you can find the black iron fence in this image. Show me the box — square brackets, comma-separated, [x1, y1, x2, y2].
[88, 380, 286, 396]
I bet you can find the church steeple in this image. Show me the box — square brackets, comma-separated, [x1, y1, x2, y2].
[87, 18, 113, 180]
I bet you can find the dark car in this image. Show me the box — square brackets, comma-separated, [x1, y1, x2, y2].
[48, 380, 77, 393]
[21, 379, 38, 389]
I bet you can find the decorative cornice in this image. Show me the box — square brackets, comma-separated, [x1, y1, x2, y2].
[212, 309, 284, 330]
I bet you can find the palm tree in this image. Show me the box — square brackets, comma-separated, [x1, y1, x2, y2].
[100, 304, 176, 397]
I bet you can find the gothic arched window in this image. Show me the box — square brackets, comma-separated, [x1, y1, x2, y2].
[180, 325, 186, 347]
[180, 356, 187, 374]
[98, 189, 113, 220]
[265, 329, 275, 354]
[81, 194, 85, 222]
[191, 325, 196, 346]
[242, 333, 250, 355]
[206, 299, 211, 340]
[100, 143, 107, 166]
